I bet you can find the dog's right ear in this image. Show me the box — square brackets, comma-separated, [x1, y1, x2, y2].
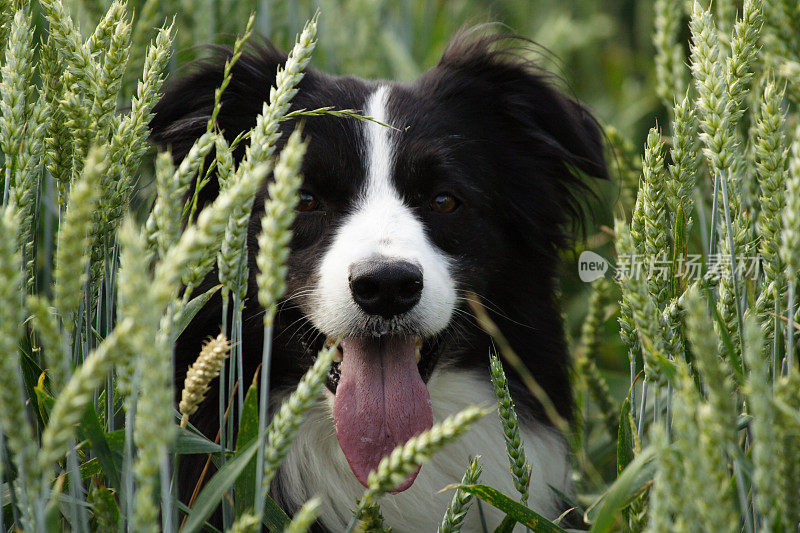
[149, 43, 289, 204]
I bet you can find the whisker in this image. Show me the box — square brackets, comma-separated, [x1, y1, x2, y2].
[456, 291, 540, 332]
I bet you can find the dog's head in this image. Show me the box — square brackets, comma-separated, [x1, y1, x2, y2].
[152, 31, 607, 491]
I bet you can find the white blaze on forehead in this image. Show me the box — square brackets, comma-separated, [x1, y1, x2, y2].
[363, 86, 394, 199]
[309, 86, 456, 336]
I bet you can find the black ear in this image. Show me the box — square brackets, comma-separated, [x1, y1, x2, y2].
[149, 42, 291, 206]
[434, 31, 608, 233]
[437, 32, 607, 181]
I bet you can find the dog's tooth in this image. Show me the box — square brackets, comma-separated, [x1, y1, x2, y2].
[332, 349, 343, 363]
[415, 344, 421, 363]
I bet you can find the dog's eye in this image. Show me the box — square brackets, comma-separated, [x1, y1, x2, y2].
[430, 193, 459, 213]
[296, 190, 318, 212]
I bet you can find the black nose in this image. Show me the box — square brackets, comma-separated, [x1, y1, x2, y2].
[349, 260, 423, 318]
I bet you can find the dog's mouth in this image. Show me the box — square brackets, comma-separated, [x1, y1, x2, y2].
[317, 334, 435, 491]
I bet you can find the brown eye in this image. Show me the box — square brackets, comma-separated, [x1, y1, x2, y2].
[430, 193, 459, 213]
[296, 190, 318, 212]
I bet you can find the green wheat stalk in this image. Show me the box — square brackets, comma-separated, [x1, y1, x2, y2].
[104, 20, 174, 235]
[359, 503, 390, 533]
[261, 341, 337, 493]
[0, 204, 40, 528]
[576, 279, 617, 438]
[615, 217, 669, 384]
[228, 513, 262, 533]
[38, 0, 102, 93]
[438, 456, 482, 533]
[284, 498, 323, 533]
[771, 370, 800, 530]
[742, 315, 781, 530]
[53, 147, 104, 331]
[124, 0, 162, 93]
[752, 80, 788, 365]
[239, 14, 317, 176]
[780, 125, 800, 372]
[39, 318, 134, 469]
[39, 38, 73, 198]
[489, 352, 531, 504]
[666, 93, 700, 226]
[146, 132, 216, 259]
[86, 0, 130, 141]
[254, 127, 307, 517]
[725, 0, 764, 123]
[641, 126, 671, 309]
[653, 0, 686, 106]
[118, 221, 174, 533]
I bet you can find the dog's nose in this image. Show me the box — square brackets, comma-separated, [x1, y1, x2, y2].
[349, 260, 423, 318]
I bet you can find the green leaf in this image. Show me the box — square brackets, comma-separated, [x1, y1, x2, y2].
[34, 374, 56, 423]
[80, 458, 103, 480]
[261, 493, 292, 532]
[234, 373, 260, 517]
[175, 500, 221, 533]
[77, 403, 121, 490]
[638, 335, 678, 383]
[45, 476, 65, 532]
[586, 446, 656, 533]
[88, 484, 120, 530]
[22, 360, 48, 428]
[105, 429, 124, 450]
[616, 397, 634, 476]
[37, 373, 121, 489]
[704, 284, 745, 384]
[174, 284, 221, 339]
[616, 397, 635, 524]
[671, 204, 688, 297]
[546, 484, 585, 517]
[736, 414, 752, 431]
[182, 439, 260, 533]
[105, 427, 221, 455]
[443, 484, 567, 533]
[172, 428, 224, 455]
[494, 514, 517, 533]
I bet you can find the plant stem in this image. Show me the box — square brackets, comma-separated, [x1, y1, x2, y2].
[254, 323, 274, 518]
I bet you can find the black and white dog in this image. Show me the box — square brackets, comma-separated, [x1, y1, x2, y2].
[151, 30, 607, 531]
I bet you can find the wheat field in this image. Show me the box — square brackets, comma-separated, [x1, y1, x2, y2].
[0, 0, 798, 531]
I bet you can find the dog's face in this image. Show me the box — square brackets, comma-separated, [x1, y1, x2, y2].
[153, 33, 606, 493]
[291, 85, 458, 340]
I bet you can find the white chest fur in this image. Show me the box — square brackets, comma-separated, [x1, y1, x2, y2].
[276, 369, 571, 532]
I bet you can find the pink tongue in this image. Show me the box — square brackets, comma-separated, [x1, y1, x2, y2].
[333, 337, 433, 492]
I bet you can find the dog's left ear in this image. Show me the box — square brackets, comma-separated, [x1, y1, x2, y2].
[501, 65, 609, 184]
[434, 33, 608, 231]
[437, 33, 608, 182]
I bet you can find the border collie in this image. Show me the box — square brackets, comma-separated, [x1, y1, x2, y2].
[151, 29, 607, 531]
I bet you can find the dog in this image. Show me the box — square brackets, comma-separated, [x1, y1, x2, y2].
[151, 29, 607, 531]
